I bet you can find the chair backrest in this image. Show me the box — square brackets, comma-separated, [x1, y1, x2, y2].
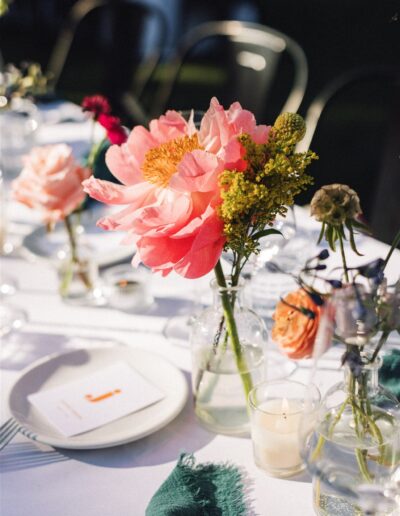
[297, 67, 400, 244]
[151, 20, 308, 123]
[47, 0, 167, 123]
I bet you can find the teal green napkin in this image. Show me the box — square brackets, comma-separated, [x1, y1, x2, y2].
[146, 454, 250, 516]
[379, 349, 400, 401]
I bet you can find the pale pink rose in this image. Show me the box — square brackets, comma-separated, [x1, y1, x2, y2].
[12, 144, 91, 223]
[83, 97, 270, 279]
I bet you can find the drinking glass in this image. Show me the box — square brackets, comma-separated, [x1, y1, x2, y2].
[0, 97, 40, 255]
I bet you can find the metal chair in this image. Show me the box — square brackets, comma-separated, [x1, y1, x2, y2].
[297, 66, 400, 244]
[151, 20, 308, 123]
[46, 0, 168, 124]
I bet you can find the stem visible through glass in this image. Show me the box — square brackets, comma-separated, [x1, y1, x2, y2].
[213, 260, 253, 400]
[60, 214, 93, 295]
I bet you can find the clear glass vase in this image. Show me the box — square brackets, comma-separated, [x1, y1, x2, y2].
[302, 354, 400, 516]
[190, 276, 268, 435]
[57, 242, 100, 305]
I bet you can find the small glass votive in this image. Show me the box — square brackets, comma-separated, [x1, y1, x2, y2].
[248, 379, 320, 478]
[102, 264, 153, 311]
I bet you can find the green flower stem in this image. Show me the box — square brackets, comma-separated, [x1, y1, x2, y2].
[214, 260, 253, 401]
[311, 349, 388, 482]
[355, 448, 373, 482]
[64, 214, 78, 263]
[383, 229, 400, 271]
[87, 138, 104, 169]
[62, 214, 93, 292]
[338, 231, 349, 283]
[371, 331, 390, 363]
[310, 395, 348, 462]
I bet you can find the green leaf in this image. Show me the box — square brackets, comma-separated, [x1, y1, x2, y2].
[350, 218, 372, 234]
[348, 224, 364, 256]
[338, 223, 347, 240]
[252, 228, 283, 240]
[317, 222, 325, 244]
[326, 224, 336, 252]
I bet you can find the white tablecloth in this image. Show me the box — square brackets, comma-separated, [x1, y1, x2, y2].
[1, 110, 399, 516]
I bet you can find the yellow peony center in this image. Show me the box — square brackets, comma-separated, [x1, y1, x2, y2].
[141, 134, 201, 187]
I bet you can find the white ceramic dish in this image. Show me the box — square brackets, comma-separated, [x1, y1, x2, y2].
[8, 347, 188, 449]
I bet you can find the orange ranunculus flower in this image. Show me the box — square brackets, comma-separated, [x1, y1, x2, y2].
[271, 288, 322, 359]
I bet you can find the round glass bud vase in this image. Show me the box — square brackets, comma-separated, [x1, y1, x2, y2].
[190, 276, 268, 435]
[302, 354, 400, 516]
[57, 243, 100, 305]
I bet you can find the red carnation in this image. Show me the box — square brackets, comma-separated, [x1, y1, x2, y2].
[98, 113, 127, 145]
[81, 95, 111, 120]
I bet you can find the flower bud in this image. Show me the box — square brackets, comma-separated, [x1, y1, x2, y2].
[273, 112, 306, 145]
[310, 184, 362, 225]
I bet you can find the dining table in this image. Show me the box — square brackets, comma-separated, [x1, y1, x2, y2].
[1, 103, 399, 516]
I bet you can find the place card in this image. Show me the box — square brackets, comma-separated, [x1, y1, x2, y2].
[28, 362, 165, 437]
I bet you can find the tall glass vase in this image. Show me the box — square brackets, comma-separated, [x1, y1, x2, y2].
[190, 275, 268, 435]
[302, 354, 400, 515]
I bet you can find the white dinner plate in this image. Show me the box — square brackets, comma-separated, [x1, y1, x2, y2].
[21, 218, 133, 267]
[8, 347, 188, 449]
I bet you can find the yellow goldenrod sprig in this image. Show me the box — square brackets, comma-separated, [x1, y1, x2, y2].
[218, 112, 318, 260]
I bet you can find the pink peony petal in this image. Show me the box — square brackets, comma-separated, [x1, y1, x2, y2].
[173, 213, 225, 278]
[125, 125, 159, 173]
[136, 234, 192, 269]
[170, 150, 222, 193]
[82, 176, 156, 205]
[149, 110, 189, 143]
[131, 193, 192, 236]
[106, 142, 144, 186]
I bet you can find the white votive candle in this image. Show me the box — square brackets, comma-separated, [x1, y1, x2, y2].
[251, 397, 303, 474]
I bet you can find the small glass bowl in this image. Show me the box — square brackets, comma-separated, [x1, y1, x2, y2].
[102, 264, 154, 312]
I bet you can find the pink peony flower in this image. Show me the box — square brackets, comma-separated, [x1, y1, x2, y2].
[82, 98, 270, 278]
[12, 144, 91, 223]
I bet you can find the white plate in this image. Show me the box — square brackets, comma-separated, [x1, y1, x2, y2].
[8, 347, 188, 449]
[21, 218, 133, 267]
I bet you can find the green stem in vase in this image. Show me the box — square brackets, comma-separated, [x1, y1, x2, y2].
[64, 213, 78, 263]
[371, 330, 390, 363]
[383, 228, 400, 271]
[355, 448, 373, 482]
[61, 214, 93, 294]
[214, 260, 253, 401]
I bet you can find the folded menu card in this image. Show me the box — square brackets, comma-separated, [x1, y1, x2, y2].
[28, 362, 165, 437]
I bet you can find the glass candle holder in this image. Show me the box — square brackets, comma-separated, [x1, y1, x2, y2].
[102, 264, 153, 311]
[249, 379, 320, 478]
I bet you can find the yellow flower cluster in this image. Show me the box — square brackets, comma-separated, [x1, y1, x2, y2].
[218, 113, 317, 258]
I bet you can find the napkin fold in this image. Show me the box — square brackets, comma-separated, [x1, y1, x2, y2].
[379, 349, 400, 401]
[146, 454, 251, 516]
